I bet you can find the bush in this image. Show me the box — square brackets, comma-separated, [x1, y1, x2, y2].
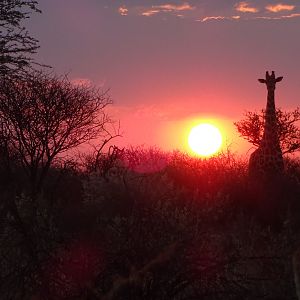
[1, 147, 300, 299]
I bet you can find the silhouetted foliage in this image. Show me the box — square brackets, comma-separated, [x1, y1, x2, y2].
[79, 148, 300, 299]
[0, 0, 41, 76]
[235, 108, 300, 154]
[0, 72, 113, 196]
[2, 2, 299, 299]
[1, 146, 300, 299]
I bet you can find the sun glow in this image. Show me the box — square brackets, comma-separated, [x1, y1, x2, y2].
[188, 123, 223, 157]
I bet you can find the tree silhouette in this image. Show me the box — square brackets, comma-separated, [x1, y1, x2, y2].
[0, 0, 40, 76]
[234, 108, 300, 154]
[0, 72, 113, 197]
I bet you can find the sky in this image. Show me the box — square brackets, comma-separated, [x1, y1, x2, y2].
[28, 0, 300, 155]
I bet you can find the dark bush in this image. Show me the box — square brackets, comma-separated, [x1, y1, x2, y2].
[1, 147, 300, 299]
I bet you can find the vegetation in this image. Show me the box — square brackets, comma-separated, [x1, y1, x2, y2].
[1, 1, 300, 299]
[0, 72, 113, 198]
[235, 108, 300, 154]
[0, 0, 41, 76]
[1, 140, 300, 299]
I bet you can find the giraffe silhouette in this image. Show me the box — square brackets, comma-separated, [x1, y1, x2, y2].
[248, 71, 284, 180]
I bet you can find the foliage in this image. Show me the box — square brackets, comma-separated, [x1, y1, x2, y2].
[0, 0, 41, 76]
[0, 72, 113, 196]
[1, 147, 300, 299]
[80, 148, 300, 299]
[234, 108, 300, 154]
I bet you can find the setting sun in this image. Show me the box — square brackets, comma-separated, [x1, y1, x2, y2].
[188, 123, 223, 157]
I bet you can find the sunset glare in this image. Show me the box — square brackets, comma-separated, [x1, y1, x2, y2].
[188, 123, 222, 157]
[28, 0, 300, 154]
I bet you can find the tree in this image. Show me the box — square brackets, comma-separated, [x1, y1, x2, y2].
[234, 108, 300, 154]
[0, 72, 114, 197]
[0, 0, 40, 76]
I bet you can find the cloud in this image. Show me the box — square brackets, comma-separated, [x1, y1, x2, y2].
[255, 13, 300, 20]
[201, 11, 300, 22]
[71, 78, 93, 87]
[281, 13, 300, 18]
[235, 2, 259, 13]
[201, 15, 240, 22]
[265, 3, 295, 13]
[71, 78, 107, 88]
[153, 2, 195, 12]
[142, 9, 160, 17]
[201, 16, 226, 22]
[133, 105, 169, 120]
[118, 6, 128, 16]
[141, 2, 194, 17]
[122, 1, 299, 22]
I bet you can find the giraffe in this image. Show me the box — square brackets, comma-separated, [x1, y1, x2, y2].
[248, 71, 284, 180]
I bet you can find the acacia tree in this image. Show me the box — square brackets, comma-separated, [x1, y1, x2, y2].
[0, 0, 41, 194]
[0, 0, 40, 76]
[0, 72, 114, 197]
[234, 108, 300, 154]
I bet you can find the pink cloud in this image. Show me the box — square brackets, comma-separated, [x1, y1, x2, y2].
[255, 13, 300, 20]
[235, 2, 259, 13]
[265, 3, 295, 13]
[141, 2, 194, 17]
[201, 16, 226, 22]
[71, 78, 92, 87]
[71, 78, 107, 88]
[281, 13, 300, 18]
[201, 15, 240, 22]
[142, 9, 160, 17]
[118, 6, 128, 16]
[154, 2, 195, 12]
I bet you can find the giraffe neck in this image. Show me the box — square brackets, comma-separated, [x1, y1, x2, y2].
[262, 88, 278, 144]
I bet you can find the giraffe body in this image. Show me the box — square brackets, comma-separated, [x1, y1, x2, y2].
[248, 71, 284, 180]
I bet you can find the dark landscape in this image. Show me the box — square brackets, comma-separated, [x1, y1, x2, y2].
[1, 1, 300, 299]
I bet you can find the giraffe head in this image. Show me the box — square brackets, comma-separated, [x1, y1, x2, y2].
[258, 71, 283, 91]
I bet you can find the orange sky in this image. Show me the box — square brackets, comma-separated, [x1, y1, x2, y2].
[107, 105, 250, 155]
[29, 0, 300, 155]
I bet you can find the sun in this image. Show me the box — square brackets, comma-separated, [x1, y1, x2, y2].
[188, 123, 223, 157]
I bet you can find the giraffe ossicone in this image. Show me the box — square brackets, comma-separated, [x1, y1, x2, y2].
[248, 71, 284, 180]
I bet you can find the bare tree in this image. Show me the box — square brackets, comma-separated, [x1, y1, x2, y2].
[0, 72, 114, 197]
[234, 108, 300, 154]
[0, 0, 40, 76]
